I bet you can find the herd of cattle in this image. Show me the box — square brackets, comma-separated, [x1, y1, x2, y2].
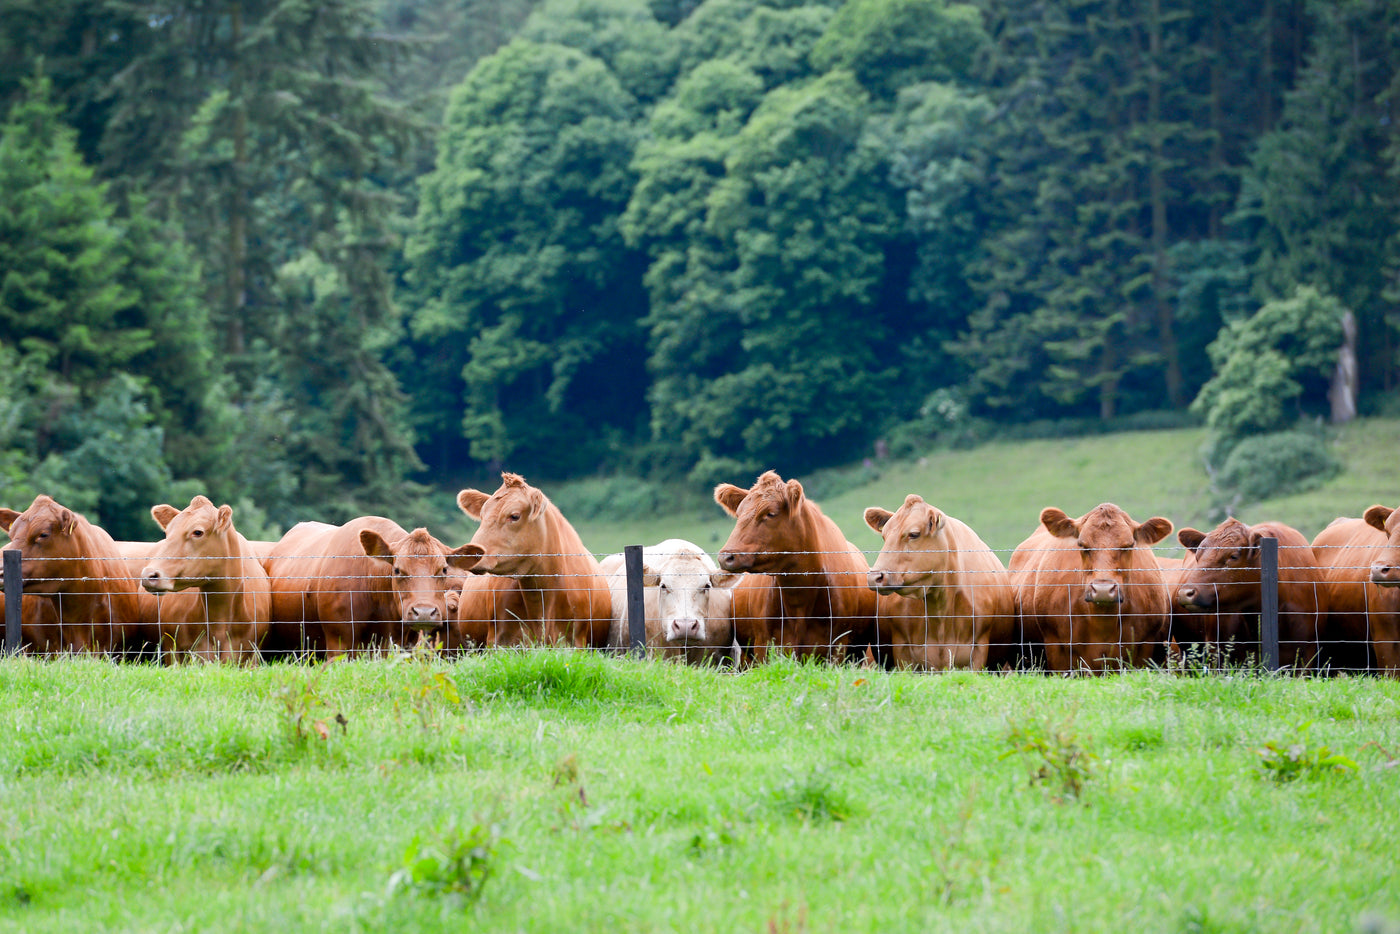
[1, 469, 1398, 675]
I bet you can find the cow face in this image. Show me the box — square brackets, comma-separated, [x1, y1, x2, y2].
[1043, 503, 1172, 606]
[0, 495, 84, 596]
[1365, 505, 1400, 587]
[714, 471, 806, 573]
[864, 494, 948, 596]
[360, 527, 482, 631]
[1175, 518, 1263, 612]
[457, 473, 549, 577]
[646, 545, 741, 642]
[141, 495, 233, 593]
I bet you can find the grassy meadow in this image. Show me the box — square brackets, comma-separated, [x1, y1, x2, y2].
[2, 652, 1400, 932]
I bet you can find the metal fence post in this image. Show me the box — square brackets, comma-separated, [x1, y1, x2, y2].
[1259, 536, 1280, 671]
[624, 544, 646, 658]
[4, 549, 20, 655]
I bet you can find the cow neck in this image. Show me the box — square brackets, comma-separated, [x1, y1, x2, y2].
[196, 531, 255, 620]
[522, 506, 602, 614]
[66, 522, 145, 624]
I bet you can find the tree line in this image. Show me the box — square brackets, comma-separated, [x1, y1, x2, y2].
[0, 0, 1395, 539]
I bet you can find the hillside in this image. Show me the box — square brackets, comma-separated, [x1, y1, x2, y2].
[538, 418, 1400, 558]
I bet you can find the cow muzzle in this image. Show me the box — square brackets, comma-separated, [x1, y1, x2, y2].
[664, 617, 704, 642]
[141, 566, 176, 593]
[717, 551, 753, 572]
[404, 603, 445, 632]
[1176, 584, 1215, 610]
[1371, 562, 1400, 587]
[1082, 579, 1121, 605]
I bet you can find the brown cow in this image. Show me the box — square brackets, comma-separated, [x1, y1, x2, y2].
[1312, 507, 1400, 674]
[0, 592, 59, 654]
[1175, 517, 1324, 670]
[447, 573, 528, 650]
[265, 517, 481, 658]
[714, 470, 916, 664]
[456, 473, 612, 649]
[141, 495, 272, 663]
[0, 495, 186, 654]
[864, 495, 1020, 670]
[1011, 503, 1173, 673]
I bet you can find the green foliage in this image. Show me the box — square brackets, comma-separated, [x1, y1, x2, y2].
[767, 766, 857, 822]
[1255, 722, 1358, 783]
[270, 672, 339, 746]
[1001, 712, 1097, 801]
[810, 0, 984, 99]
[388, 819, 506, 902]
[393, 639, 466, 729]
[1192, 286, 1346, 440]
[1213, 429, 1340, 506]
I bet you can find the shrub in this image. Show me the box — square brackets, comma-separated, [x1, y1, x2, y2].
[1214, 429, 1340, 504]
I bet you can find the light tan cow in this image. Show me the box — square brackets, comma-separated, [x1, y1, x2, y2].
[456, 473, 612, 649]
[141, 495, 272, 663]
[601, 539, 742, 663]
[863, 494, 1019, 670]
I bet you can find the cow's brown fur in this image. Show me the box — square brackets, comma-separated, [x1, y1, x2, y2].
[265, 517, 479, 658]
[1311, 508, 1400, 674]
[456, 473, 611, 648]
[864, 494, 1020, 670]
[714, 470, 913, 664]
[1175, 517, 1324, 670]
[142, 495, 272, 663]
[1012, 503, 1172, 673]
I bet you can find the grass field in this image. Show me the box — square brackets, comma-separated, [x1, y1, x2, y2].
[3, 651, 1399, 932]
[553, 417, 1400, 557]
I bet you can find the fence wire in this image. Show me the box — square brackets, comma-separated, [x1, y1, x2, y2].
[1, 544, 1396, 676]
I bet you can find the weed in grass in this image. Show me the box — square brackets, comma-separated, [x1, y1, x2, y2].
[768, 767, 856, 823]
[393, 639, 465, 730]
[688, 817, 741, 857]
[270, 672, 340, 744]
[765, 901, 809, 934]
[1362, 741, 1400, 771]
[387, 819, 506, 903]
[1255, 722, 1358, 782]
[1002, 711, 1097, 801]
[929, 785, 982, 907]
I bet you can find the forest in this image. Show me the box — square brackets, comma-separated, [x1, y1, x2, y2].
[0, 0, 1396, 539]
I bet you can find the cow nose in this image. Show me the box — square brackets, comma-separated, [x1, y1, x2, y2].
[1178, 585, 1197, 605]
[718, 551, 748, 572]
[868, 570, 885, 588]
[665, 618, 703, 641]
[406, 604, 443, 629]
[1084, 579, 1120, 604]
[1372, 563, 1400, 586]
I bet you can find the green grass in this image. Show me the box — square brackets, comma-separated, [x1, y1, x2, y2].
[3, 653, 1400, 932]
[557, 417, 1400, 556]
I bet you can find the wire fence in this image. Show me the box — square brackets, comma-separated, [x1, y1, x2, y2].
[3, 540, 1397, 676]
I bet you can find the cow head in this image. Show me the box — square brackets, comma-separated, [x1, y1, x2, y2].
[1042, 503, 1172, 606]
[360, 527, 482, 631]
[714, 471, 808, 573]
[646, 541, 741, 643]
[456, 473, 551, 577]
[864, 494, 949, 596]
[1175, 517, 1263, 612]
[0, 495, 85, 596]
[1365, 505, 1400, 586]
[141, 495, 234, 592]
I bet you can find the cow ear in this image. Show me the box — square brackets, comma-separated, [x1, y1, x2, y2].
[1041, 508, 1078, 539]
[215, 504, 233, 532]
[151, 505, 179, 531]
[457, 488, 489, 520]
[864, 507, 893, 533]
[0, 508, 17, 535]
[446, 544, 482, 572]
[710, 569, 742, 590]
[527, 487, 547, 521]
[1135, 516, 1173, 547]
[785, 479, 805, 511]
[359, 529, 394, 565]
[1177, 528, 1205, 554]
[714, 484, 748, 517]
[1364, 505, 1394, 533]
[642, 565, 660, 587]
[930, 509, 944, 534]
[57, 508, 77, 536]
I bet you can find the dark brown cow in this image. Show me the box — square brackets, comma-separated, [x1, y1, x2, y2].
[265, 517, 480, 658]
[456, 473, 612, 649]
[141, 496, 272, 663]
[864, 495, 1020, 670]
[447, 573, 528, 650]
[714, 470, 917, 664]
[1011, 503, 1173, 673]
[0, 495, 186, 654]
[1312, 507, 1400, 674]
[0, 592, 59, 653]
[1175, 517, 1324, 670]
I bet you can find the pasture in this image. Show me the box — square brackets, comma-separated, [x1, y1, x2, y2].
[3, 651, 1399, 932]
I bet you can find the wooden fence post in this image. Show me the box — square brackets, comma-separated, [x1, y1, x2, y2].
[1259, 536, 1280, 671]
[625, 544, 646, 659]
[4, 549, 20, 655]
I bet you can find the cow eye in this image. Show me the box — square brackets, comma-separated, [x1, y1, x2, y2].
[659, 584, 670, 594]
[1229, 550, 1241, 562]
[509, 513, 521, 522]
[436, 567, 447, 576]
[908, 530, 921, 540]
[394, 567, 407, 576]
[33, 531, 47, 541]
[191, 529, 204, 538]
